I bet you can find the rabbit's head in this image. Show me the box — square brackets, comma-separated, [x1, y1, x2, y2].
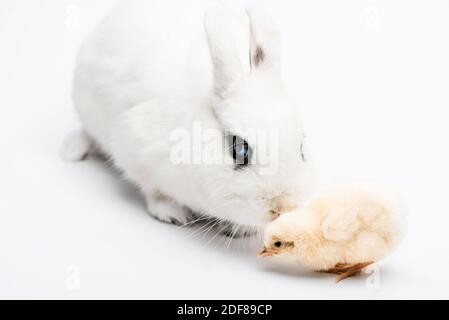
[197, 4, 312, 229]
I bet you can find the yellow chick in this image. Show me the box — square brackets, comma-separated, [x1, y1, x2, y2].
[259, 183, 406, 282]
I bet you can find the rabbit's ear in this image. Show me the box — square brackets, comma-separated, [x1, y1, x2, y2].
[246, 4, 280, 74]
[204, 7, 244, 99]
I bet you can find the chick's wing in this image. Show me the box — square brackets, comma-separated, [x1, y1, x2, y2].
[320, 207, 362, 242]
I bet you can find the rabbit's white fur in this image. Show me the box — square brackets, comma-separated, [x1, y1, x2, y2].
[66, 0, 311, 228]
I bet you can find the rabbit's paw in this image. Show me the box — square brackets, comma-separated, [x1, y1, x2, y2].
[145, 191, 193, 226]
[60, 130, 93, 162]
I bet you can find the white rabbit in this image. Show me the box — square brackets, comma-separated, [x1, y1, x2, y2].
[62, 0, 311, 233]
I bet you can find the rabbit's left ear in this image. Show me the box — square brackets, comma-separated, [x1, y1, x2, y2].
[204, 6, 244, 99]
[246, 4, 281, 74]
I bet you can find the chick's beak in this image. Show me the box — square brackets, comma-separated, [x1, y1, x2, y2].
[258, 247, 276, 258]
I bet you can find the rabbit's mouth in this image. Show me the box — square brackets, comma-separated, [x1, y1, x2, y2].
[269, 210, 281, 220]
[214, 220, 259, 239]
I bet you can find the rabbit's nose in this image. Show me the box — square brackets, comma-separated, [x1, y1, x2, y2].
[269, 209, 281, 221]
[267, 194, 298, 220]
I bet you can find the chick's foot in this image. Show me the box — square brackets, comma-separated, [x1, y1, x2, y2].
[319, 262, 374, 283]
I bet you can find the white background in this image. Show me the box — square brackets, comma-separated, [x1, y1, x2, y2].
[1, 0, 449, 299]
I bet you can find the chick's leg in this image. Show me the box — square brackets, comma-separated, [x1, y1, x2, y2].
[321, 263, 352, 274]
[319, 262, 374, 283]
[335, 262, 374, 283]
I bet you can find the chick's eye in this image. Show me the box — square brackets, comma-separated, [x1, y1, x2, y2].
[274, 241, 282, 248]
[228, 135, 252, 167]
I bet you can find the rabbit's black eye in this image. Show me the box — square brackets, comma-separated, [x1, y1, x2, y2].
[228, 135, 252, 168]
[274, 241, 282, 248]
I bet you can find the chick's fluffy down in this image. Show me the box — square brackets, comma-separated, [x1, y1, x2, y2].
[266, 183, 406, 271]
[317, 184, 405, 261]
